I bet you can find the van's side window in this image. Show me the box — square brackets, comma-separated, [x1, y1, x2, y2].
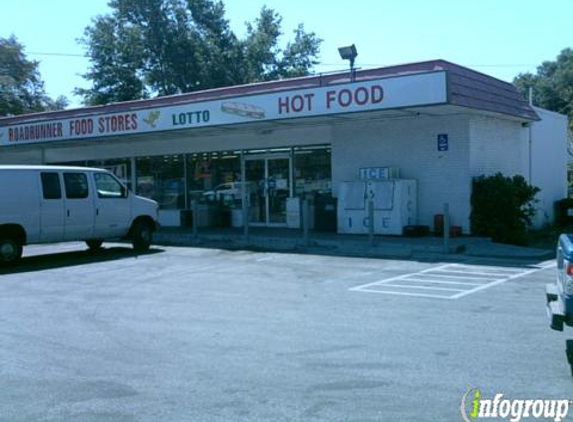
[94, 173, 126, 198]
[41, 172, 62, 199]
[64, 173, 89, 199]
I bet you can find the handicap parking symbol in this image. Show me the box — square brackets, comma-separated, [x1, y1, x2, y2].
[437, 134, 448, 151]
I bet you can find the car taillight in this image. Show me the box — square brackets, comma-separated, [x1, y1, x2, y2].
[564, 261, 573, 295]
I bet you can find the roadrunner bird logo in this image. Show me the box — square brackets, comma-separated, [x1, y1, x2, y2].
[143, 110, 161, 128]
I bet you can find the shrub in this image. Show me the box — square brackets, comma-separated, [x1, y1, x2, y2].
[470, 173, 540, 245]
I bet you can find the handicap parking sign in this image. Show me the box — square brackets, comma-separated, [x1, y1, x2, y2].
[437, 134, 448, 151]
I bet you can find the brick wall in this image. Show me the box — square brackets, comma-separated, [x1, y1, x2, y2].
[469, 115, 528, 178]
[331, 114, 472, 232]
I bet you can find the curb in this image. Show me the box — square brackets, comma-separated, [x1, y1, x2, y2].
[153, 232, 554, 262]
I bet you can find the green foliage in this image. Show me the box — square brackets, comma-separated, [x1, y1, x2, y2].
[470, 173, 540, 245]
[74, 15, 148, 105]
[513, 48, 573, 132]
[0, 35, 68, 116]
[77, 0, 322, 105]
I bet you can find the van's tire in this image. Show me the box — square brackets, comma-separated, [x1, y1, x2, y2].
[0, 237, 23, 265]
[131, 220, 153, 251]
[86, 239, 104, 251]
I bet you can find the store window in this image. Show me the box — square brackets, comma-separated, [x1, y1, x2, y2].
[136, 155, 184, 209]
[87, 158, 132, 189]
[186, 151, 242, 207]
[294, 146, 332, 197]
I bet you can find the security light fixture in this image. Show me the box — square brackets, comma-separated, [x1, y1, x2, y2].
[338, 44, 358, 81]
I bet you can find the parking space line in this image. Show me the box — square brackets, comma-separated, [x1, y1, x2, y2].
[448, 263, 527, 273]
[356, 288, 454, 299]
[429, 269, 515, 277]
[414, 273, 495, 281]
[423, 272, 498, 281]
[450, 264, 521, 272]
[349, 264, 452, 292]
[379, 283, 465, 292]
[351, 261, 552, 300]
[449, 266, 546, 299]
[402, 277, 485, 286]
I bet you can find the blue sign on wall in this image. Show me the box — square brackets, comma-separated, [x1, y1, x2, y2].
[437, 133, 448, 151]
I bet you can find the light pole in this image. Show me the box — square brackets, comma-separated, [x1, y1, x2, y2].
[338, 44, 358, 81]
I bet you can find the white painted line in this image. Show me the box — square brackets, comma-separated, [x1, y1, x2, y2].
[448, 264, 527, 273]
[349, 264, 453, 291]
[432, 269, 518, 277]
[351, 260, 555, 300]
[402, 277, 484, 286]
[356, 288, 454, 299]
[450, 266, 545, 299]
[376, 283, 465, 292]
[412, 273, 495, 281]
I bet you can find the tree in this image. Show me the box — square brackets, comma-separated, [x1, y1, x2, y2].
[74, 15, 148, 105]
[0, 35, 68, 117]
[514, 48, 573, 132]
[470, 173, 540, 245]
[77, 0, 322, 105]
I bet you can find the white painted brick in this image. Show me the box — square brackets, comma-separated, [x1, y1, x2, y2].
[332, 114, 472, 232]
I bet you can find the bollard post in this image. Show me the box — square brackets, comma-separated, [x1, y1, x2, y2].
[191, 200, 198, 242]
[443, 203, 450, 254]
[302, 198, 310, 247]
[242, 192, 249, 243]
[368, 199, 375, 247]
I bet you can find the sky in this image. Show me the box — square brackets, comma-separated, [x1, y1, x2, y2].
[1, 0, 571, 108]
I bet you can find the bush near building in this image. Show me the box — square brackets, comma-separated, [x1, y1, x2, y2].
[470, 173, 540, 245]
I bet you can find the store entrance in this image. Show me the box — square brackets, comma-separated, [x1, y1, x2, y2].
[245, 154, 291, 227]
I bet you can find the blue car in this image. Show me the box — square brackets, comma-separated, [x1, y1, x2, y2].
[546, 234, 573, 374]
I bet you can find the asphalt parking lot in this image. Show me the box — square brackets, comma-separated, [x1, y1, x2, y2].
[0, 243, 570, 422]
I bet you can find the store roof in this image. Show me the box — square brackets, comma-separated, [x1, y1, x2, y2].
[0, 59, 538, 125]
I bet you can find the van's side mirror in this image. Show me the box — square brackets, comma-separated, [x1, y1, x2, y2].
[122, 186, 128, 198]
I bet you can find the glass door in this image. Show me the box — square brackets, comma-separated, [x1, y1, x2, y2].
[267, 157, 289, 225]
[244, 154, 291, 226]
[245, 159, 266, 225]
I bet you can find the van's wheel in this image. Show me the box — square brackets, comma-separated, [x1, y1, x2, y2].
[86, 239, 103, 251]
[0, 237, 23, 265]
[131, 220, 153, 251]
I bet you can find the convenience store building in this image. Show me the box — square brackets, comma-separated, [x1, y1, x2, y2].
[0, 60, 568, 233]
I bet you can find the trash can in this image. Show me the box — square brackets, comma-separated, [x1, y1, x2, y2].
[450, 226, 462, 238]
[555, 198, 573, 226]
[403, 225, 429, 237]
[180, 209, 193, 227]
[314, 193, 337, 232]
[434, 214, 444, 236]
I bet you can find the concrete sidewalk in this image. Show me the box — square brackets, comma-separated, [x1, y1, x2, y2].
[153, 227, 555, 262]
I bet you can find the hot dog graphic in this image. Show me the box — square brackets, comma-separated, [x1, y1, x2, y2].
[221, 102, 266, 119]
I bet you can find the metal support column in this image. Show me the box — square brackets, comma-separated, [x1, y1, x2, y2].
[368, 200, 374, 246]
[443, 203, 450, 254]
[241, 151, 249, 243]
[191, 200, 198, 242]
[302, 198, 310, 247]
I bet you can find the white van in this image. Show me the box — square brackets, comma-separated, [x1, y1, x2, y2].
[0, 165, 159, 264]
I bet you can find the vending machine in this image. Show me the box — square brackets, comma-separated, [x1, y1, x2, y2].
[337, 180, 417, 235]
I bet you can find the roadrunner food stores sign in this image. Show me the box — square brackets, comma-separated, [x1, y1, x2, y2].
[0, 71, 447, 147]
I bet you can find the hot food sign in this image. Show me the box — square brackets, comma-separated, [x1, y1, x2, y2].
[0, 71, 447, 146]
